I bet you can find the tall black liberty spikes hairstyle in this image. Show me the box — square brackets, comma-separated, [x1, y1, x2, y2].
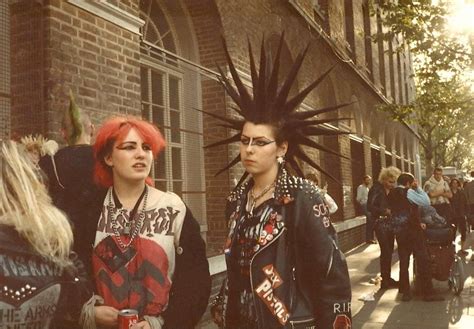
[204, 33, 352, 182]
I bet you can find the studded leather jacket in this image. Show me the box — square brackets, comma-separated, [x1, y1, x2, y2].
[219, 170, 352, 329]
[0, 224, 92, 329]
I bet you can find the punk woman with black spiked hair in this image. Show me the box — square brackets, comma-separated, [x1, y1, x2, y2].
[209, 35, 352, 329]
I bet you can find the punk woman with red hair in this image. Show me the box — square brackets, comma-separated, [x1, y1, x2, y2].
[79, 117, 210, 329]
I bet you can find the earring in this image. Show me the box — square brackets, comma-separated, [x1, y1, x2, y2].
[277, 155, 285, 165]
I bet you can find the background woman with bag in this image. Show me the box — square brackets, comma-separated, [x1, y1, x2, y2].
[209, 35, 352, 329]
[367, 166, 400, 290]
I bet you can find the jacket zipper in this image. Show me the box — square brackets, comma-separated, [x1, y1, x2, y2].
[326, 239, 337, 278]
[249, 227, 287, 328]
[290, 318, 316, 329]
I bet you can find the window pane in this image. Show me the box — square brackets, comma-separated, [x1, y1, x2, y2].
[172, 181, 182, 197]
[141, 104, 150, 122]
[151, 71, 163, 105]
[171, 147, 182, 179]
[155, 150, 166, 179]
[152, 105, 164, 128]
[140, 67, 149, 100]
[156, 180, 167, 192]
[169, 77, 179, 109]
[170, 110, 181, 142]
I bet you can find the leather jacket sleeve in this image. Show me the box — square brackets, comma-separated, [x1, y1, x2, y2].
[162, 207, 211, 329]
[293, 191, 352, 329]
[368, 184, 387, 218]
[54, 252, 94, 329]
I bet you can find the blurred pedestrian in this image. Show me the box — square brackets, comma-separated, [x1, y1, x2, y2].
[306, 173, 338, 215]
[464, 171, 474, 230]
[423, 167, 453, 224]
[449, 178, 468, 255]
[389, 173, 443, 302]
[368, 166, 400, 289]
[357, 175, 375, 243]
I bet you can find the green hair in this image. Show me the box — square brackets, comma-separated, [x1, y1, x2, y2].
[62, 90, 84, 145]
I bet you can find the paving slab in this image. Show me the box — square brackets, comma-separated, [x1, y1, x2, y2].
[199, 232, 474, 329]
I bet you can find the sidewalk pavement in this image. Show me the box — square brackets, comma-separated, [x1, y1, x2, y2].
[350, 238, 474, 329]
[199, 235, 474, 329]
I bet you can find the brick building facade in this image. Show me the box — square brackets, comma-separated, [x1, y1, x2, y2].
[2, 0, 420, 325]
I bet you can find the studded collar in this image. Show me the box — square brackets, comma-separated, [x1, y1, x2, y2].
[227, 168, 322, 206]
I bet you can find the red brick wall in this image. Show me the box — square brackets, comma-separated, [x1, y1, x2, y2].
[337, 225, 365, 252]
[10, 0, 142, 141]
[350, 139, 365, 216]
[185, 0, 230, 256]
[363, 137, 373, 177]
[104, 0, 139, 16]
[10, 0, 45, 138]
[44, 1, 141, 139]
[340, 134, 355, 219]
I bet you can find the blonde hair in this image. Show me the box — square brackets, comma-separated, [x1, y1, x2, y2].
[0, 141, 73, 267]
[378, 166, 401, 184]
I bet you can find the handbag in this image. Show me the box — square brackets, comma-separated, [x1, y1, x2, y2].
[391, 213, 409, 234]
[424, 226, 455, 245]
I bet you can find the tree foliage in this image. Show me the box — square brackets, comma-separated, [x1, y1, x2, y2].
[372, 0, 474, 173]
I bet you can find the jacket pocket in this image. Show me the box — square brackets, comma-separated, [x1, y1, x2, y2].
[288, 317, 316, 329]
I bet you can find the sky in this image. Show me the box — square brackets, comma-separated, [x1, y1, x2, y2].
[444, 1, 474, 167]
[446, 0, 474, 34]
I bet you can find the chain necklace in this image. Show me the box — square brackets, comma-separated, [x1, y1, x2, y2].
[107, 185, 148, 249]
[247, 181, 276, 216]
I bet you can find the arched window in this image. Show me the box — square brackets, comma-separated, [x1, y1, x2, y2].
[139, 0, 206, 226]
[140, 1, 183, 193]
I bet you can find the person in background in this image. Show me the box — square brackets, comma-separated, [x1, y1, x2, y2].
[423, 167, 453, 225]
[449, 178, 468, 255]
[79, 117, 210, 329]
[306, 173, 338, 215]
[357, 175, 375, 244]
[367, 166, 401, 289]
[20, 134, 58, 184]
[464, 171, 474, 230]
[388, 173, 443, 302]
[39, 92, 100, 274]
[0, 141, 91, 329]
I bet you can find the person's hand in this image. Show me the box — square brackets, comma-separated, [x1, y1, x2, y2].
[94, 305, 119, 328]
[420, 223, 427, 230]
[412, 180, 419, 189]
[433, 187, 444, 196]
[211, 303, 224, 328]
[131, 321, 152, 329]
